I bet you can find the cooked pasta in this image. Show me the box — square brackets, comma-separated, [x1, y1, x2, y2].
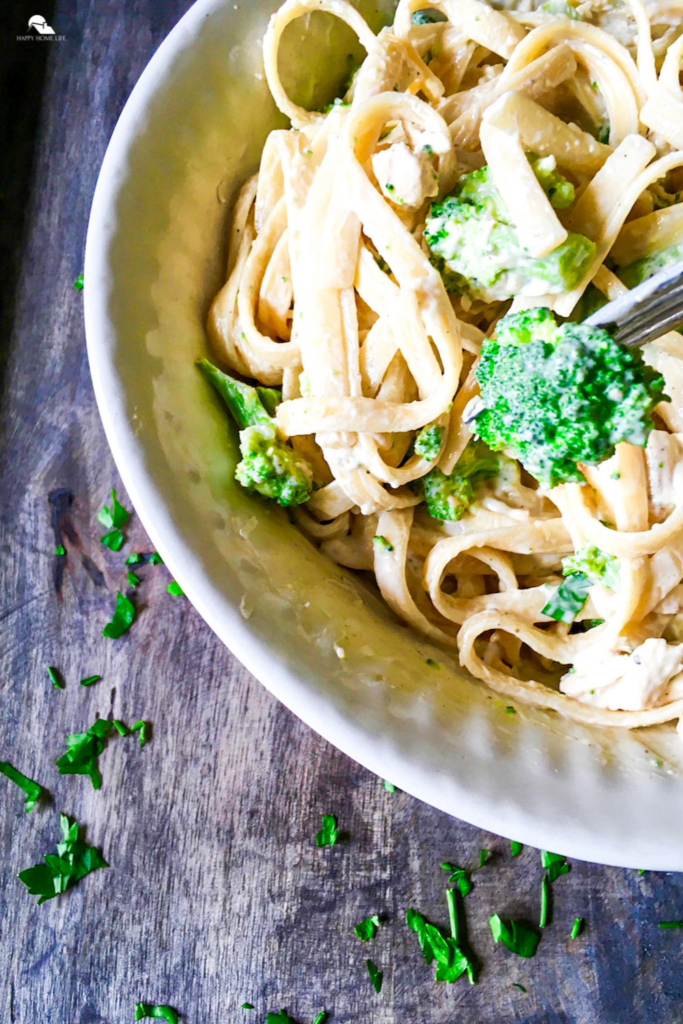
[205, 0, 683, 732]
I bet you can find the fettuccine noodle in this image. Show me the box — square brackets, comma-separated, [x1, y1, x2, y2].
[207, 0, 683, 733]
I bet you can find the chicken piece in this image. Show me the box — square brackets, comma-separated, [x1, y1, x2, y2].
[560, 637, 683, 711]
[372, 142, 439, 209]
[645, 430, 683, 522]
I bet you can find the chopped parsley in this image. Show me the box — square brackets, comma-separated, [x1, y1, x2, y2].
[478, 848, 489, 868]
[80, 675, 101, 687]
[131, 720, 148, 748]
[506, 706, 516, 714]
[407, 900, 476, 984]
[0, 760, 45, 812]
[103, 591, 135, 639]
[149, 552, 164, 565]
[113, 720, 130, 736]
[539, 876, 549, 929]
[241, 1005, 254, 1011]
[355, 915, 380, 941]
[513, 983, 527, 992]
[571, 917, 584, 938]
[373, 535, 393, 553]
[47, 665, 64, 690]
[426, 658, 439, 668]
[441, 862, 472, 898]
[658, 921, 683, 929]
[540, 850, 570, 883]
[18, 813, 107, 904]
[134, 1005, 179, 1023]
[312, 1014, 327, 1024]
[542, 573, 591, 624]
[55, 545, 65, 556]
[73, 274, 84, 290]
[266, 1012, 294, 1024]
[489, 914, 540, 958]
[167, 581, 184, 596]
[128, 571, 140, 586]
[55, 718, 114, 790]
[97, 488, 129, 531]
[382, 780, 397, 793]
[511, 841, 523, 857]
[366, 958, 383, 993]
[315, 814, 338, 847]
[101, 528, 125, 551]
[126, 553, 143, 565]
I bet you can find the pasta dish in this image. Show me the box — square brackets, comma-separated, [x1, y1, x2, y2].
[201, 0, 683, 733]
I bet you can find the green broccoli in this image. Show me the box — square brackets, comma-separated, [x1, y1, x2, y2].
[616, 242, 683, 290]
[411, 8, 446, 24]
[472, 307, 668, 488]
[414, 424, 444, 461]
[424, 161, 595, 302]
[562, 543, 620, 590]
[197, 359, 313, 506]
[415, 439, 500, 521]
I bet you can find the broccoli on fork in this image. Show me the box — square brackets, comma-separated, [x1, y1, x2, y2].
[471, 307, 668, 488]
[197, 359, 313, 506]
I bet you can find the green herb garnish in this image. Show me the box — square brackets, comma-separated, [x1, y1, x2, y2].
[18, 813, 107, 904]
[658, 921, 683, 929]
[478, 848, 489, 868]
[128, 571, 140, 586]
[101, 528, 124, 551]
[373, 535, 393, 553]
[126, 553, 143, 565]
[149, 552, 164, 565]
[441, 862, 472, 898]
[0, 761, 45, 812]
[55, 718, 114, 790]
[355, 914, 380, 941]
[513, 983, 527, 992]
[47, 665, 64, 690]
[312, 1014, 327, 1024]
[131, 720, 148, 748]
[55, 545, 65, 556]
[539, 876, 549, 928]
[540, 850, 570, 882]
[97, 488, 129, 531]
[489, 914, 540, 958]
[134, 1004, 179, 1022]
[241, 1005, 254, 1011]
[382, 780, 397, 792]
[571, 917, 584, 938]
[167, 581, 184, 596]
[542, 573, 591, 623]
[266, 1012, 294, 1024]
[511, 841, 523, 857]
[366, 958, 383, 993]
[80, 675, 101, 687]
[103, 591, 135, 639]
[315, 814, 338, 847]
[73, 274, 84, 290]
[113, 720, 130, 736]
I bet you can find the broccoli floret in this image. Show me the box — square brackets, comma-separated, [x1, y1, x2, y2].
[472, 308, 668, 488]
[617, 242, 683, 289]
[414, 424, 444, 461]
[424, 162, 594, 302]
[415, 439, 500, 520]
[411, 8, 446, 24]
[562, 543, 620, 590]
[197, 359, 313, 506]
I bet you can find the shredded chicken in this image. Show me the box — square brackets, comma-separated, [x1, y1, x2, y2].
[560, 637, 683, 711]
[372, 142, 439, 208]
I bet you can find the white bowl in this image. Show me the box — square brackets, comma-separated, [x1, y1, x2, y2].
[84, 0, 683, 869]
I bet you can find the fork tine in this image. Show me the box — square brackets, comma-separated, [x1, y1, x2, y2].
[583, 258, 683, 348]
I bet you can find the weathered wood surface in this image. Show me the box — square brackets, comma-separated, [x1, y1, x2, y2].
[3, 3, 683, 1022]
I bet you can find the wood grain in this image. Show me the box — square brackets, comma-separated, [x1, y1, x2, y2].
[2, 2, 683, 1022]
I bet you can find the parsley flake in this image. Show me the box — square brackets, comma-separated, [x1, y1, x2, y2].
[407, 908, 435, 965]
[241, 1004, 254, 1011]
[315, 814, 338, 847]
[128, 571, 140, 586]
[103, 591, 135, 639]
[539, 876, 549, 929]
[312, 1013, 327, 1024]
[540, 850, 570, 882]
[355, 915, 380, 941]
[441, 862, 472, 898]
[490, 914, 540, 958]
[55, 718, 114, 790]
[382, 780, 397, 792]
[80, 675, 101, 687]
[55, 545, 65, 556]
[113, 720, 130, 736]
[0, 761, 45, 812]
[126, 553, 143, 565]
[134, 1004, 179, 1023]
[47, 665, 64, 690]
[18, 813, 107, 904]
[97, 488, 129, 531]
[131, 720, 148, 748]
[366, 958, 383, 993]
[149, 552, 164, 565]
[571, 917, 584, 939]
[511, 841, 523, 857]
[266, 1012, 294, 1024]
[478, 848, 489, 868]
[101, 528, 125, 551]
[373, 535, 393, 553]
[167, 581, 184, 596]
[513, 983, 527, 992]
[542, 574, 591, 623]
[73, 274, 84, 290]
[658, 921, 683, 929]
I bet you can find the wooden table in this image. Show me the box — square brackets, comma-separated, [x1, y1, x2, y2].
[2, 3, 683, 1022]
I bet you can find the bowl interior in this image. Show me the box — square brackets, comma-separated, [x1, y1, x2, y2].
[85, 0, 683, 868]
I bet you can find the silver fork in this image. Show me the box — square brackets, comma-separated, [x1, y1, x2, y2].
[584, 258, 683, 347]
